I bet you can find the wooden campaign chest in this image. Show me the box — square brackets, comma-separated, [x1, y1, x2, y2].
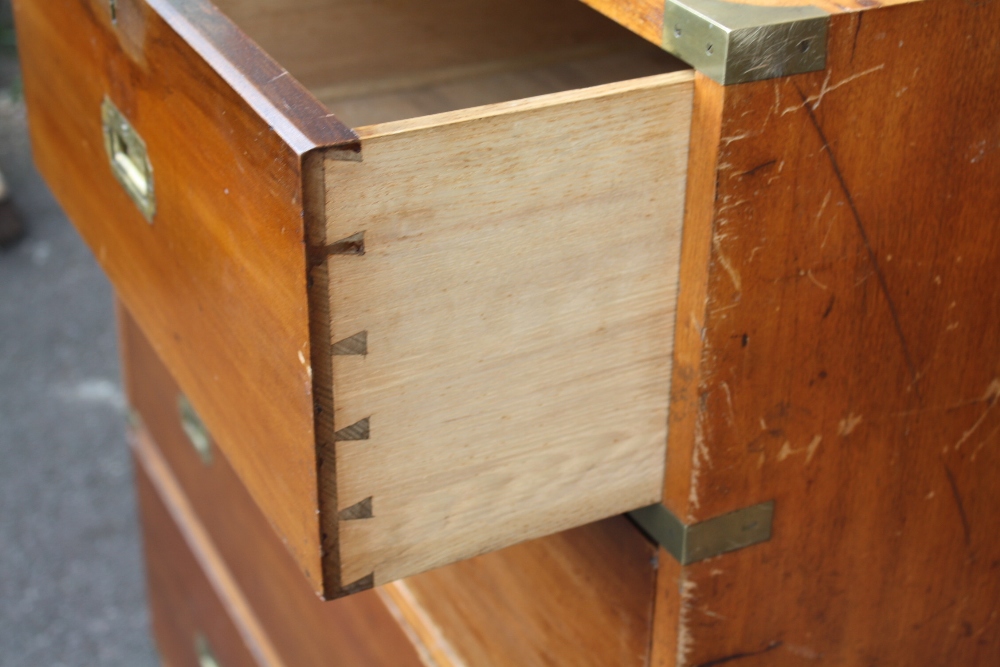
[14, 0, 1000, 663]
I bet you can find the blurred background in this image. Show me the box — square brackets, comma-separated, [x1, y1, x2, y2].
[0, 1, 158, 663]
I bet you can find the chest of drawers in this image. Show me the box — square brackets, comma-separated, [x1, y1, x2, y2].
[15, 0, 692, 597]
[14, 0, 1000, 663]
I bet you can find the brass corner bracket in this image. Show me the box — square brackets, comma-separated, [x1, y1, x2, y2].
[629, 500, 774, 565]
[663, 0, 829, 85]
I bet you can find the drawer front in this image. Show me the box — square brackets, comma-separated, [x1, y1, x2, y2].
[137, 458, 268, 667]
[121, 306, 426, 667]
[122, 303, 659, 667]
[13, 0, 355, 590]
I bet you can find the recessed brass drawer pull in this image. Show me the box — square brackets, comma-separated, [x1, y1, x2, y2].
[178, 394, 212, 465]
[195, 634, 222, 667]
[101, 97, 155, 222]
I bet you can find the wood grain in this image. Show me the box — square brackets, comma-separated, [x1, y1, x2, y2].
[212, 0, 660, 95]
[323, 72, 693, 585]
[12, 0, 356, 592]
[657, 0, 1000, 664]
[319, 45, 688, 128]
[120, 307, 427, 667]
[137, 449, 277, 667]
[576, 0, 921, 47]
[401, 516, 658, 667]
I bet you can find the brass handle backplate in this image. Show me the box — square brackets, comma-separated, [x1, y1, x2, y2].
[178, 394, 212, 465]
[101, 97, 156, 222]
[195, 634, 222, 667]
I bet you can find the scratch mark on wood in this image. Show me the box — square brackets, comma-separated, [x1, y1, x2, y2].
[695, 641, 783, 667]
[740, 159, 777, 177]
[700, 606, 727, 620]
[795, 84, 921, 398]
[715, 248, 742, 293]
[822, 294, 836, 319]
[721, 382, 736, 427]
[851, 13, 864, 64]
[717, 199, 749, 215]
[676, 577, 697, 665]
[971, 419, 1000, 461]
[778, 435, 822, 463]
[942, 463, 971, 547]
[721, 132, 754, 146]
[690, 419, 707, 511]
[785, 66, 885, 116]
[805, 269, 829, 291]
[817, 190, 834, 248]
[838, 413, 863, 436]
[955, 379, 1000, 450]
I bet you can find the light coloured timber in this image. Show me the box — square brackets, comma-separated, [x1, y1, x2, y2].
[323, 71, 695, 585]
[210, 0, 661, 94]
[318, 45, 686, 127]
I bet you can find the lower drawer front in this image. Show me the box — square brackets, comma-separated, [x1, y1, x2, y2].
[136, 459, 264, 667]
[121, 303, 659, 666]
[123, 309, 426, 667]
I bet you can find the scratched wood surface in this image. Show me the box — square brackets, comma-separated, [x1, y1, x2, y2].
[654, 1, 1000, 664]
[576, 0, 921, 46]
[323, 72, 693, 587]
[120, 307, 426, 667]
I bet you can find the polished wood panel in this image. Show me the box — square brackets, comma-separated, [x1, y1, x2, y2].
[138, 458, 272, 667]
[120, 307, 426, 667]
[401, 517, 658, 667]
[324, 72, 693, 587]
[656, 0, 1000, 664]
[13, 0, 356, 591]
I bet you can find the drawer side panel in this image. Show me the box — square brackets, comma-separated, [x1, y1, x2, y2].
[324, 72, 693, 585]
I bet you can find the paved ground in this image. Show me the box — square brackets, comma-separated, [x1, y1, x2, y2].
[0, 43, 159, 666]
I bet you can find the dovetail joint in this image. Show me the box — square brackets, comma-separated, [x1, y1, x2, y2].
[333, 417, 370, 441]
[340, 496, 373, 521]
[332, 331, 368, 356]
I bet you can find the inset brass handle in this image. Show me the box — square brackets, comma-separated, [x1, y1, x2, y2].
[195, 634, 222, 667]
[101, 97, 155, 221]
[178, 394, 212, 465]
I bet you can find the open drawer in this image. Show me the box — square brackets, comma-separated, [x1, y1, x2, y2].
[15, 0, 693, 597]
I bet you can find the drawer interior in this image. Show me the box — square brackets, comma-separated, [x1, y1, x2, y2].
[212, 0, 690, 127]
